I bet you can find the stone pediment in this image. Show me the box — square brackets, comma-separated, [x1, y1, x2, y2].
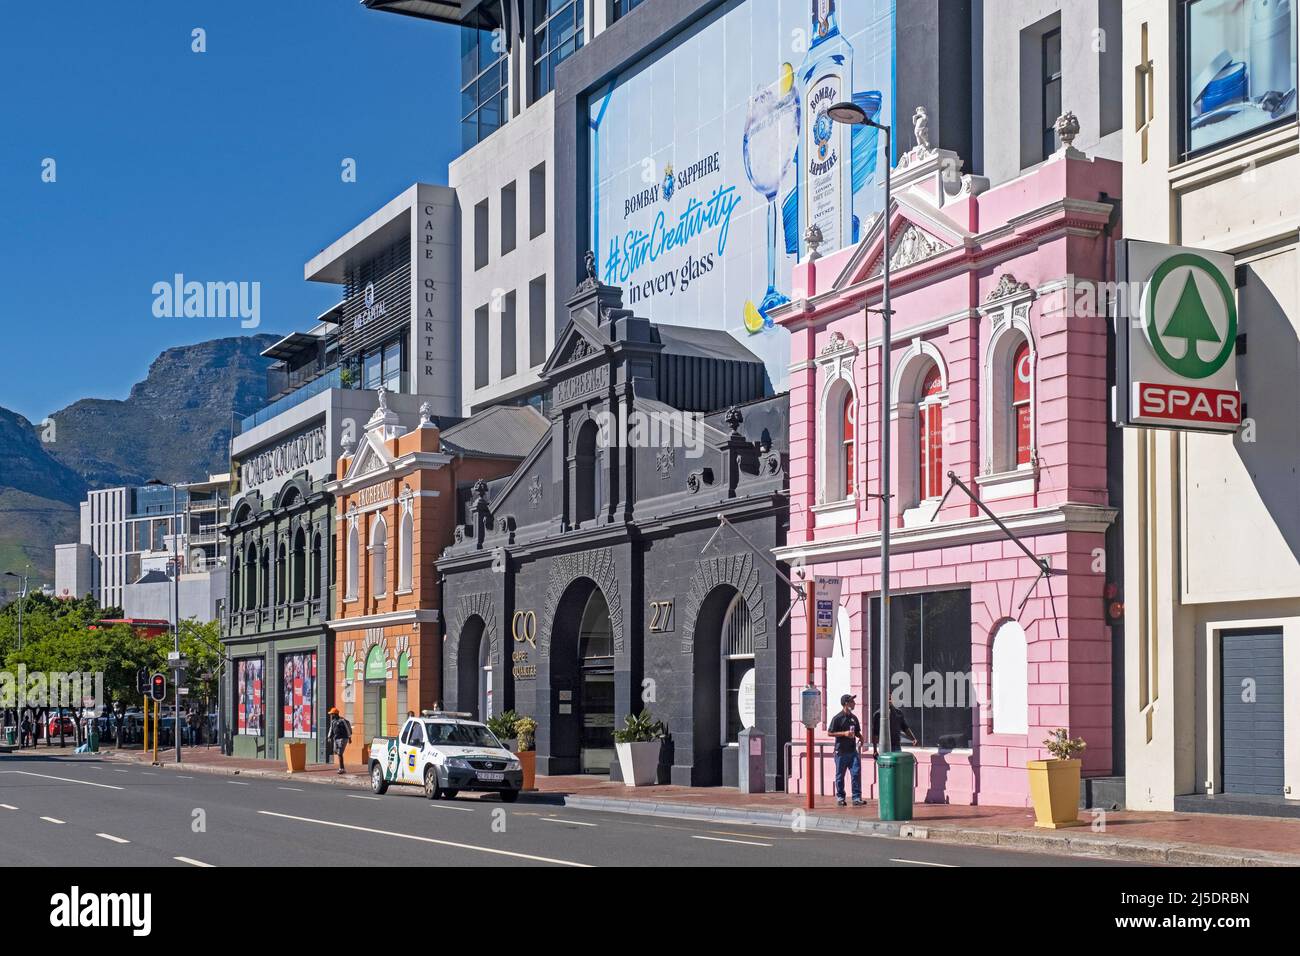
[344, 431, 393, 481]
[867, 221, 952, 277]
[540, 312, 608, 378]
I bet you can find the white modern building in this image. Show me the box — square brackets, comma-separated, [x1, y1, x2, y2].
[1122, 0, 1299, 813]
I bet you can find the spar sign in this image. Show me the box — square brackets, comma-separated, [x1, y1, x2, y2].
[1114, 240, 1240, 433]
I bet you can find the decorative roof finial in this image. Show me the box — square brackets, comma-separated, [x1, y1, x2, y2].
[1055, 111, 1081, 151]
[912, 106, 931, 151]
[584, 249, 597, 282]
[804, 224, 824, 261]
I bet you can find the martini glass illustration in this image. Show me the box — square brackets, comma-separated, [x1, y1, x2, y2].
[743, 70, 800, 330]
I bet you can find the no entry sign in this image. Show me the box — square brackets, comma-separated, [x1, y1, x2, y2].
[1115, 240, 1241, 433]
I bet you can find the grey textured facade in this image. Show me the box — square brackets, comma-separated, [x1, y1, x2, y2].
[439, 277, 791, 789]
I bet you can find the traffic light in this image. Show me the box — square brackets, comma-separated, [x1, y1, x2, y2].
[150, 673, 167, 702]
[136, 668, 149, 695]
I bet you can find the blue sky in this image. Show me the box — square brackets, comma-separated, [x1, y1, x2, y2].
[0, 1, 460, 424]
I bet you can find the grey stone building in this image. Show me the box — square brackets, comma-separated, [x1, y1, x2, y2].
[438, 276, 791, 789]
[221, 474, 335, 763]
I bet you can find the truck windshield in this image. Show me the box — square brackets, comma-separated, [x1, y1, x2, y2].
[424, 722, 501, 748]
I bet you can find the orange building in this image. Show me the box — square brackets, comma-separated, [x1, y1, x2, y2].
[326, 391, 546, 765]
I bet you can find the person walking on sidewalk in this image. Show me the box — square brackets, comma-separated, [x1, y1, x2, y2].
[327, 707, 351, 774]
[827, 694, 864, 807]
[18, 712, 33, 749]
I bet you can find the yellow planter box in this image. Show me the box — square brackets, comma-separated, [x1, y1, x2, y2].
[283, 741, 307, 774]
[1027, 758, 1084, 828]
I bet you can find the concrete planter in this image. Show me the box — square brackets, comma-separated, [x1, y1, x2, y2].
[1027, 758, 1084, 828]
[615, 741, 662, 787]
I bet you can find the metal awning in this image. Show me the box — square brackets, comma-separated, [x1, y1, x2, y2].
[260, 331, 323, 361]
[362, 0, 511, 34]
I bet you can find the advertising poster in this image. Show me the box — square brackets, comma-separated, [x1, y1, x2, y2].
[813, 574, 843, 658]
[281, 652, 317, 739]
[237, 659, 264, 736]
[589, 0, 896, 391]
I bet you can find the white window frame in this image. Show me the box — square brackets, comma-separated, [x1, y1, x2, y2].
[369, 513, 388, 599]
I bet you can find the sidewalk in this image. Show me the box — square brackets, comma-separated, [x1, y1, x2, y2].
[93, 747, 1300, 866]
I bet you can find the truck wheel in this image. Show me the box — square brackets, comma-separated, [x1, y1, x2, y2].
[424, 766, 442, 800]
[499, 790, 519, 803]
[370, 763, 388, 795]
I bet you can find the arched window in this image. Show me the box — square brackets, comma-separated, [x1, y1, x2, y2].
[918, 363, 944, 500]
[310, 533, 322, 600]
[370, 515, 388, 598]
[245, 543, 258, 608]
[291, 528, 306, 602]
[1012, 341, 1032, 467]
[259, 547, 270, 607]
[345, 522, 359, 601]
[721, 593, 755, 744]
[841, 391, 856, 498]
[231, 554, 242, 612]
[275, 542, 287, 605]
[574, 419, 599, 527]
[398, 506, 413, 592]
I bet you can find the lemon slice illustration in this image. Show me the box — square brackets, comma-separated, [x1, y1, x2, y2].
[780, 62, 794, 96]
[743, 299, 765, 334]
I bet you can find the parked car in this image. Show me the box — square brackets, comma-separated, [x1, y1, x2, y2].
[47, 714, 77, 737]
[369, 712, 522, 802]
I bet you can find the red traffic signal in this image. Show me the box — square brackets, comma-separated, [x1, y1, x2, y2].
[149, 673, 167, 702]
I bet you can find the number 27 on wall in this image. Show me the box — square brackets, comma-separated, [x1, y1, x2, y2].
[649, 600, 674, 632]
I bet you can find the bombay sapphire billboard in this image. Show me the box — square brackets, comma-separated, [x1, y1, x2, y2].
[588, 0, 896, 389]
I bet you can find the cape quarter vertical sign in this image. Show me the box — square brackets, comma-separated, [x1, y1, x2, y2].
[1115, 240, 1241, 433]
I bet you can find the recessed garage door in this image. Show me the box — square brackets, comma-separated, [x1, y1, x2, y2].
[1220, 629, 1285, 796]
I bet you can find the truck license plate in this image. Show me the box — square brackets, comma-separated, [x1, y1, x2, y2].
[476, 771, 505, 782]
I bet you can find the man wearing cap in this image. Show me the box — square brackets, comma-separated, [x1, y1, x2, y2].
[327, 707, 351, 775]
[827, 694, 864, 807]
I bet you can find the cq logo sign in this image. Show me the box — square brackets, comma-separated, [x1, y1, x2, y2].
[511, 610, 537, 648]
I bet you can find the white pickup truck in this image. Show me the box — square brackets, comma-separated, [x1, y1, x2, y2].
[369, 712, 522, 802]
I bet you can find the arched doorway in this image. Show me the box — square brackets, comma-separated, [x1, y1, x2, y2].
[690, 585, 757, 786]
[455, 616, 492, 721]
[549, 578, 616, 775]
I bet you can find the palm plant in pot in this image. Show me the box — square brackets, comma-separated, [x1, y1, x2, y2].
[514, 715, 537, 791]
[1027, 728, 1087, 828]
[486, 710, 520, 752]
[612, 709, 665, 787]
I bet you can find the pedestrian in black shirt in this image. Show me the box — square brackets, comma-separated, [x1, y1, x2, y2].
[871, 701, 919, 754]
[827, 694, 864, 806]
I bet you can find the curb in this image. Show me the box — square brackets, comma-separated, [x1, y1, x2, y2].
[558, 795, 1300, 866]
[95, 753, 1300, 866]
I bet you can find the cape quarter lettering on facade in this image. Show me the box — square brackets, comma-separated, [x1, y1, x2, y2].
[241, 426, 327, 489]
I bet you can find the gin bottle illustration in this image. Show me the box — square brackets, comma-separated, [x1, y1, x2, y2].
[797, 0, 854, 256]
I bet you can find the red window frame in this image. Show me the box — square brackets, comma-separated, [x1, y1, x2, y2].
[919, 365, 944, 500]
[841, 392, 855, 498]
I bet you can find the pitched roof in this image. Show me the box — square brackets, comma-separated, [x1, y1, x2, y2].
[656, 324, 763, 363]
[440, 404, 549, 460]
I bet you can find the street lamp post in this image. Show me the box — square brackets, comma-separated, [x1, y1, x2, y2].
[828, 102, 895, 774]
[147, 479, 183, 765]
[4, 570, 29, 649]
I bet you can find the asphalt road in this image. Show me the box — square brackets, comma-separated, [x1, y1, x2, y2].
[0, 753, 1129, 868]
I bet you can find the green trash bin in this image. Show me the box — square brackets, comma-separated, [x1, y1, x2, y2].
[4, 727, 14, 746]
[878, 751, 915, 821]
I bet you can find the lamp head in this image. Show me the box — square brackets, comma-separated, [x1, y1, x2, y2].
[828, 101, 869, 126]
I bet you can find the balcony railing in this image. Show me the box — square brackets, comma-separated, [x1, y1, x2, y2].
[239, 366, 353, 434]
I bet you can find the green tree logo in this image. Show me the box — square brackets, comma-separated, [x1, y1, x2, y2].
[1143, 253, 1236, 380]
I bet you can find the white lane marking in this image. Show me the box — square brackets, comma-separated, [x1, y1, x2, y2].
[427, 803, 475, 812]
[278, 787, 305, 792]
[690, 835, 771, 847]
[40, 816, 66, 825]
[0, 804, 18, 810]
[889, 858, 957, 867]
[542, 817, 598, 828]
[227, 781, 250, 786]
[175, 856, 214, 868]
[0, 770, 125, 791]
[112, 769, 130, 773]
[177, 775, 194, 779]
[96, 833, 130, 844]
[346, 794, 380, 801]
[140, 772, 157, 776]
[257, 810, 592, 867]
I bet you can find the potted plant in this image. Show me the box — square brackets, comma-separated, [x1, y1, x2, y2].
[487, 710, 520, 752]
[514, 716, 537, 791]
[1027, 728, 1087, 828]
[613, 709, 666, 787]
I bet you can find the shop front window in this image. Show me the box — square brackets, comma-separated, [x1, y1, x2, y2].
[869, 589, 972, 749]
[281, 652, 317, 739]
[1182, 0, 1298, 156]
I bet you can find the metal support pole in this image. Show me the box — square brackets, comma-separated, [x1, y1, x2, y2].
[877, 124, 894, 768]
[174, 484, 181, 765]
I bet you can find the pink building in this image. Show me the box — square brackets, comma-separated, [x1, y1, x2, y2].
[772, 130, 1121, 807]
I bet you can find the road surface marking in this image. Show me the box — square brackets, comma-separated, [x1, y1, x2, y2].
[0, 804, 18, 810]
[175, 856, 214, 868]
[140, 771, 157, 776]
[889, 858, 956, 867]
[96, 833, 130, 844]
[0, 770, 124, 791]
[112, 769, 130, 774]
[257, 810, 592, 867]
[427, 803, 475, 812]
[278, 787, 305, 792]
[346, 794, 380, 801]
[227, 781, 250, 786]
[40, 816, 66, 825]
[177, 775, 194, 779]
[690, 835, 771, 847]
[542, 817, 598, 827]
